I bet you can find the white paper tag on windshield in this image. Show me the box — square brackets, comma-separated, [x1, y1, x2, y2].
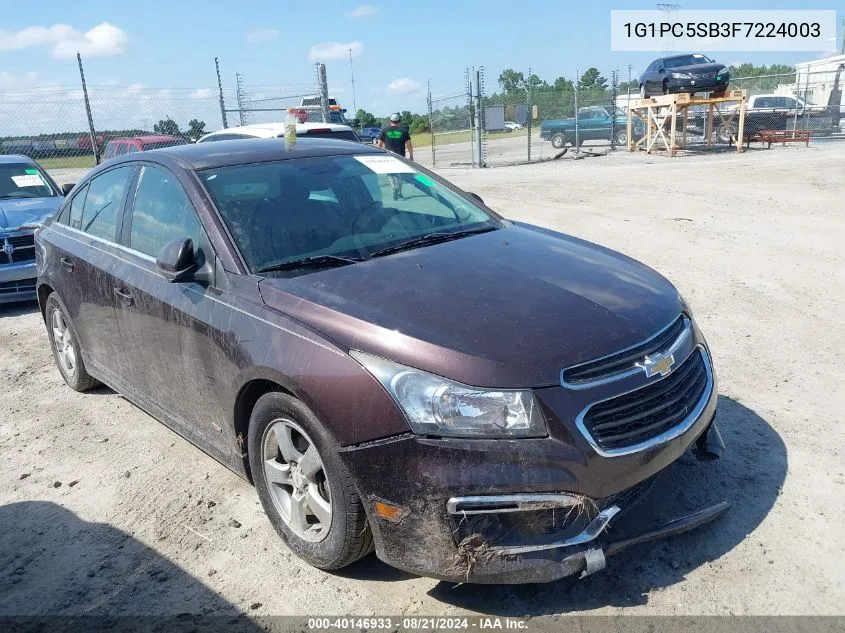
[354, 155, 416, 174]
[11, 174, 44, 187]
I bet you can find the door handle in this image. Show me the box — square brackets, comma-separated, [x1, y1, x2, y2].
[60, 257, 74, 272]
[113, 286, 134, 307]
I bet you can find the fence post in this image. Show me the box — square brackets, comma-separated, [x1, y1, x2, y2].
[215, 57, 228, 129]
[235, 73, 247, 126]
[610, 70, 618, 150]
[574, 70, 580, 153]
[474, 69, 484, 168]
[316, 63, 331, 124]
[427, 81, 435, 167]
[76, 52, 100, 165]
[526, 67, 532, 163]
[467, 68, 476, 168]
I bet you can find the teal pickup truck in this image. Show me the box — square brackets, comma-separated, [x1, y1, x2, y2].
[540, 106, 643, 149]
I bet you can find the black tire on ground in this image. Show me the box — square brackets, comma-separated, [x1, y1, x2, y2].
[44, 292, 99, 392]
[248, 391, 373, 570]
[615, 131, 628, 146]
[550, 133, 567, 149]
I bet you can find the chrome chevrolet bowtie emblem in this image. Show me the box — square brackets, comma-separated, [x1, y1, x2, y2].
[639, 352, 675, 378]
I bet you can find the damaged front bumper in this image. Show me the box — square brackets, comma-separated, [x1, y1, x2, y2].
[339, 406, 728, 584]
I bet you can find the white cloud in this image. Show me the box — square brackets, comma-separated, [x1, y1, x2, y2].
[387, 78, 421, 94]
[246, 28, 279, 44]
[0, 71, 41, 89]
[190, 88, 213, 99]
[346, 5, 378, 18]
[0, 22, 128, 59]
[308, 41, 362, 60]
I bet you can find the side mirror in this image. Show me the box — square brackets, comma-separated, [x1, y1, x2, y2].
[467, 191, 485, 206]
[61, 183, 75, 196]
[156, 238, 197, 283]
[658, 67, 665, 74]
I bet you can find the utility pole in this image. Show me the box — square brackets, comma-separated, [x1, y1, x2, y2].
[77, 52, 100, 165]
[627, 64, 633, 104]
[349, 48, 358, 121]
[215, 57, 228, 129]
[657, 3, 681, 54]
[316, 63, 331, 124]
[235, 73, 247, 126]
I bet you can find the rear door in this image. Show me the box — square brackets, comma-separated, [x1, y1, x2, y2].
[112, 162, 231, 452]
[47, 165, 136, 381]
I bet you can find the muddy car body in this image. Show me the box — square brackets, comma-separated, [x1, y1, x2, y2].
[35, 138, 727, 583]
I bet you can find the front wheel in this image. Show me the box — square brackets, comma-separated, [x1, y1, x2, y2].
[640, 84, 648, 98]
[550, 133, 567, 149]
[45, 293, 98, 392]
[248, 392, 373, 570]
[615, 130, 628, 146]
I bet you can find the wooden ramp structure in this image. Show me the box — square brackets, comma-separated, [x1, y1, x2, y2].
[627, 89, 748, 156]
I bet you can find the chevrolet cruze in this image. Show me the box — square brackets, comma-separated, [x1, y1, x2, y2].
[36, 138, 728, 583]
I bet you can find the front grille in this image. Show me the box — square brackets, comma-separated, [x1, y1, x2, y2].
[563, 315, 686, 385]
[0, 279, 36, 295]
[1, 232, 36, 265]
[582, 349, 709, 451]
[692, 71, 715, 80]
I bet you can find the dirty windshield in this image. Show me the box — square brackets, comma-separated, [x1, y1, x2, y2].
[200, 154, 499, 274]
[0, 164, 57, 199]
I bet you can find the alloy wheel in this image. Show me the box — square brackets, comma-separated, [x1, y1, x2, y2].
[51, 308, 76, 377]
[262, 417, 332, 542]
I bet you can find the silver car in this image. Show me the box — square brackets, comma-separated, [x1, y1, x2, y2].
[0, 155, 65, 304]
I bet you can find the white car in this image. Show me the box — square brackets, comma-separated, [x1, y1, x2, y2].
[503, 121, 523, 131]
[197, 122, 360, 144]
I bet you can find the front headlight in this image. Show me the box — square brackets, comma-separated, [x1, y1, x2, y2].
[670, 72, 691, 79]
[351, 351, 547, 438]
[717, 67, 728, 78]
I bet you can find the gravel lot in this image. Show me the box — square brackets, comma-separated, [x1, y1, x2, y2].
[2, 142, 844, 618]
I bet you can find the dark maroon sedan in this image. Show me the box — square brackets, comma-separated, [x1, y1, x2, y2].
[35, 138, 727, 583]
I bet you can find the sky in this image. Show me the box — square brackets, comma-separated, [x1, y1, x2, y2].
[0, 1, 842, 134]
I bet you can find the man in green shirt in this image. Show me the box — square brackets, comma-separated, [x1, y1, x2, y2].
[377, 113, 414, 200]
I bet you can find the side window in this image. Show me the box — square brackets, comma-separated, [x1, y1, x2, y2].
[80, 166, 133, 241]
[128, 165, 204, 258]
[62, 184, 89, 227]
[104, 144, 115, 160]
[115, 143, 129, 156]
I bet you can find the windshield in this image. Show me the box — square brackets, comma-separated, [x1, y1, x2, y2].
[0, 163, 57, 199]
[664, 54, 713, 68]
[199, 154, 499, 275]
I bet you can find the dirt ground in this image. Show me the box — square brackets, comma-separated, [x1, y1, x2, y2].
[1, 143, 844, 618]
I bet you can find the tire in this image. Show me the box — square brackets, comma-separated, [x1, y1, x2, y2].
[717, 124, 736, 144]
[615, 130, 628, 146]
[640, 84, 648, 98]
[662, 80, 670, 96]
[44, 292, 98, 392]
[248, 391, 373, 570]
[551, 133, 567, 149]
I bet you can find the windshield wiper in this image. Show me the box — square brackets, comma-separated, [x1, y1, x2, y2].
[257, 254, 363, 274]
[369, 225, 497, 258]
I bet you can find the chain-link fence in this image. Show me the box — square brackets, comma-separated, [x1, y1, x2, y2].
[424, 64, 845, 167]
[0, 60, 345, 177]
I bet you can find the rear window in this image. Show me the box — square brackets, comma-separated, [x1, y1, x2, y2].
[141, 140, 188, 151]
[299, 130, 359, 142]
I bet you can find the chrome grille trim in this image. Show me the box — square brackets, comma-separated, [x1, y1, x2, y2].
[561, 315, 691, 389]
[575, 347, 714, 458]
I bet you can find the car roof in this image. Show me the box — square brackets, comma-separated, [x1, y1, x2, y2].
[199, 122, 353, 141]
[0, 154, 36, 164]
[146, 137, 382, 170]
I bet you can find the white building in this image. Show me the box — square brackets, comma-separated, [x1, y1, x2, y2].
[776, 54, 845, 106]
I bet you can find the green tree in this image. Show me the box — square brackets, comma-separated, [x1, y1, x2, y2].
[553, 76, 574, 91]
[355, 109, 378, 128]
[578, 68, 608, 91]
[525, 74, 548, 91]
[618, 80, 638, 94]
[187, 119, 206, 139]
[153, 117, 180, 136]
[498, 68, 525, 94]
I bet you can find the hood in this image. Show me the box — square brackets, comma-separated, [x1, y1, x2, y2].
[670, 62, 725, 75]
[258, 222, 684, 388]
[0, 197, 63, 231]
